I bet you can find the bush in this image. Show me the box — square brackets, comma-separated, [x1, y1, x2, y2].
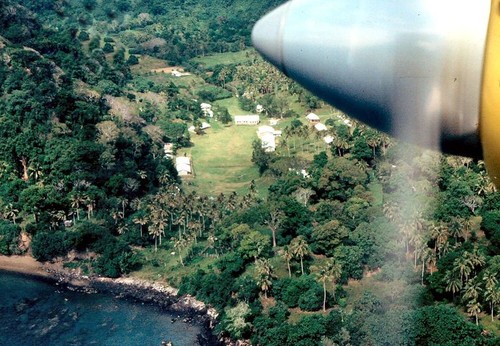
[67, 221, 112, 252]
[31, 231, 69, 261]
[0, 221, 21, 255]
[239, 96, 255, 112]
[298, 284, 324, 311]
[93, 240, 141, 277]
[102, 42, 114, 53]
[196, 85, 231, 102]
[78, 31, 90, 41]
[276, 275, 321, 308]
[127, 55, 139, 65]
[412, 305, 486, 345]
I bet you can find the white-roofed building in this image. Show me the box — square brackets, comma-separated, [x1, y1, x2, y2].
[257, 125, 275, 136]
[200, 122, 211, 130]
[171, 69, 191, 77]
[306, 112, 320, 123]
[200, 103, 214, 118]
[257, 125, 282, 152]
[176, 156, 192, 176]
[314, 123, 328, 131]
[260, 133, 276, 152]
[164, 143, 174, 158]
[235, 115, 260, 125]
[323, 135, 334, 144]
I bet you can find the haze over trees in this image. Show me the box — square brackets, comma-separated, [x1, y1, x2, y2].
[0, 0, 498, 345]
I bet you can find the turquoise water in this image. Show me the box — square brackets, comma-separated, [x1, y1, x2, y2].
[0, 271, 206, 346]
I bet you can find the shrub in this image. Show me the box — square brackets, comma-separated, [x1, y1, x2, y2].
[298, 284, 324, 311]
[0, 221, 21, 255]
[127, 55, 139, 65]
[102, 42, 114, 53]
[93, 240, 141, 277]
[78, 31, 90, 41]
[31, 231, 69, 261]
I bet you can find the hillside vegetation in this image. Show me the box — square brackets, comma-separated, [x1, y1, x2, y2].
[0, 1, 499, 345]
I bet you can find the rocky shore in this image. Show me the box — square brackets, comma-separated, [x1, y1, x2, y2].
[0, 255, 223, 345]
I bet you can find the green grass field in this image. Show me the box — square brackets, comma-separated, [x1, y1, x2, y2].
[190, 49, 255, 69]
[178, 121, 272, 197]
[126, 50, 344, 197]
[132, 242, 218, 286]
[130, 55, 171, 74]
[214, 97, 247, 115]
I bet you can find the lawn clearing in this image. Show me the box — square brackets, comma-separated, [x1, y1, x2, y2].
[214, 97, 246, 115]
[190, 49, 255, 69]
[132, 246, 218, 287]
[130, 55, 172, 75]
[178, 123, 270, 197]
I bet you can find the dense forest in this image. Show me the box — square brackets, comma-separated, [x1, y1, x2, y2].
[0, 0, 499, 345]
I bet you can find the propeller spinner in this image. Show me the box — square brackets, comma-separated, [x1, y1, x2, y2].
[252, 0, 500, 186]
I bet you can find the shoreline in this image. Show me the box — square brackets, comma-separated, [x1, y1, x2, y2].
[0, 255, 224, 346]
[0, 255, 51, 278]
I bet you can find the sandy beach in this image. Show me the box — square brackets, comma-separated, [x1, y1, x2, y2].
[0, 255, 50, 278]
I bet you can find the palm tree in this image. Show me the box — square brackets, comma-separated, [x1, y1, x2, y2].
[48, 210, 66, 230]
[172, 236, 189, 266]
[133, 216, 148, 237]
[463, 279, 483, 303]
[281, 246, 293, 278]
[483, 270, 498, 291]
[117, 223, 129, 235]
[467, 247, 486, 268]
[148, 220, 165, 252]
[28, 162, 43, 182]
[420, 247, 436, 285]
[430, 222, 449, 257]
[365, 131, 381, 158]
[467, 300, 482, 326]
[312, 259, 342, 311]
[207, 232, 219, 258]
[333, 136, 350, 157]
[70, 194, 86, 222]
[257, 275, 273, 299]
[484, 288, 500, 323]
[255, 258, 274, 298]
[444, 270, 462, 301]
[290, 236, 310, 275]
[149, 222, 162, 252]
[454, 256, 473, 283]
[483, 270, 500, 322]
[130, 197, 142, 211]
[3, 203, 19, 225]
[448, 217, 464, 243]
[84, 196, 95, 219]
[382, 201, 400, 223]
[118, 198, 128, 218]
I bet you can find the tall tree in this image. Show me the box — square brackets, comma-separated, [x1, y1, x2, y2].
[255, 258, 274, 298]
[280, 246, 293, 278]
[290, 236, 310, 275]
[312, 258, 342, 311]
[265, 207, 283, 248]
[483, 270, 500, 322]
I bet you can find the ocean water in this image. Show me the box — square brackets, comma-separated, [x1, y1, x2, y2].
[0, 270, 204, 346]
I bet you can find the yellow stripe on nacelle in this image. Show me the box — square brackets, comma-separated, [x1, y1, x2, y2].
[481, 0, 500, 187]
